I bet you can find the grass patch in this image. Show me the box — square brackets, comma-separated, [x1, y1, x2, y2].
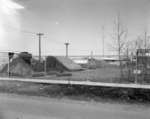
[0, 80, 150, 104]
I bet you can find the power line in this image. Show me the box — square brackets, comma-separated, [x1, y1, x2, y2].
[20, 29, 36, 35]
[3, 23, 36, 35]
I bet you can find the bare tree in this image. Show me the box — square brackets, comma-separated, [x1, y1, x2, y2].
[126, 36, 143, 55]
[112, 14, 128, 78]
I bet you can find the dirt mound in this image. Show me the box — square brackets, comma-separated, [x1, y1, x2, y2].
[46, 56, 82, 72]
[55, 56, 82, 71]
[1, 57, 33, 77]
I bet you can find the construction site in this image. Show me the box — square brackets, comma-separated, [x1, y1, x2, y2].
[1, 0, 150, 119]
[0, 49, 150, 103]
[0, 51, 132, 83]
[0, 50, 149, 83]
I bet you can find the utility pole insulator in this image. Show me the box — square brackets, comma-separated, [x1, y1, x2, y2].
[37, 33, 44, 62]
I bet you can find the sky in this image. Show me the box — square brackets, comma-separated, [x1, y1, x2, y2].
[0, 0, 150, 56]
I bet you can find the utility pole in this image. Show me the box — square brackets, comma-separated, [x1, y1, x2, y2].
[144, 31, 147, 81]
[102, 26, 105, 57]
[64, 42, 69, 57]
[135, 40, 138, 84]
[135, 50, 138, 84]
[144, 31, 147, 49]
[37, 33, 44, 62]
[90, 51, 93, 59]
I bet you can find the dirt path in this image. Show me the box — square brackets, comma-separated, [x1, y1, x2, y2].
[0, 93, 150, 119]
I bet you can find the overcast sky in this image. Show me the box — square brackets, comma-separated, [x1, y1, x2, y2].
[1, 0, 150, 56]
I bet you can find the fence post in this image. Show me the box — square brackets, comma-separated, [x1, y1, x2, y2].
[135, 51, 138, 84]
[8, 52, 14, 77]
[44, 56, 47, 74]
[8, 58, 10, 77]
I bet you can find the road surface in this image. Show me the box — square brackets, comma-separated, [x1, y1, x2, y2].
[0, 94, 150, 119]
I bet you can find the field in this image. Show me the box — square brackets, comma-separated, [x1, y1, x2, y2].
[0, 53, 132, 84]
[69, 66, 121, 82]
[0, 65, 150, 103]
[0, 64, 132, 84]
[33, 65, 130, 84]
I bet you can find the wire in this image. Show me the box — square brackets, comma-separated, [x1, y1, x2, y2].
[3, 23, 36, 35]
[19, 29, 36, 35]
